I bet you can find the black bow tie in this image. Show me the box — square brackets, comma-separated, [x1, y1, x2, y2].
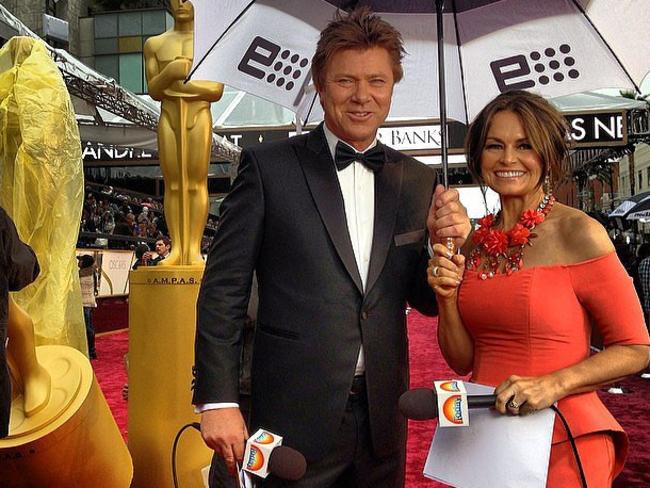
[334, 142, 385, 172]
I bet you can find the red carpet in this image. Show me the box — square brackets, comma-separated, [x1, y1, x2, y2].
[93, 329, 129, 439]
[93, 297, 129, 334]
[93, 312, 650, 486]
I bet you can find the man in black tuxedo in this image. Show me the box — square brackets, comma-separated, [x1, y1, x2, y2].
[193, 8, 470, 487]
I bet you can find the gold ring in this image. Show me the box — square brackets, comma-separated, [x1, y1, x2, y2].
[507, 400, 519, 409]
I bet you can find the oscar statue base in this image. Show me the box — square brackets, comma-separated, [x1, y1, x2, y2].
[128, 265, 211, 488]
[0, 345, 133, 487]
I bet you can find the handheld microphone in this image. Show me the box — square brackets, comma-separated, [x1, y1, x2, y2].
[266, 445, 307, 481]
[399, 388, 496, 420]
[243, 429, 307, 480]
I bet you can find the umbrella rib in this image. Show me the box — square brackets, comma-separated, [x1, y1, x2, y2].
[569, 0, 641, 94]
[303, 90, 319, 127]
[185, 0, 258, 82]
[451, 0, 469, 124]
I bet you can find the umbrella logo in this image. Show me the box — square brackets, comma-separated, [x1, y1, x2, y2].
[238, 36, 310, 92]
[490, 44, 579, 93]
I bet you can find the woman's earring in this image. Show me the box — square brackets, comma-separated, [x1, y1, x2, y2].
[543, 174, 553, 196]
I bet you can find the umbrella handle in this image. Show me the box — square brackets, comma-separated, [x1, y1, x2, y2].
[436, 0, 455, 256]
[445, 237, 456, 255]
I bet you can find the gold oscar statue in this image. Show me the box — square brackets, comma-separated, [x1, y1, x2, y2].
[144, 0, 224, 266]
[2, 295, 132, 487]
[6, 297, 51, 418]
[0, 37, 132, 487]
[130, 1, 221, 485]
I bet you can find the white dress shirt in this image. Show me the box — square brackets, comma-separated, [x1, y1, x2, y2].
[198, 124, 377, 412]
[324, 123, 376, 377]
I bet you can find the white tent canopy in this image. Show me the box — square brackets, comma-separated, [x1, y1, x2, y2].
[552, 91, 647, 112]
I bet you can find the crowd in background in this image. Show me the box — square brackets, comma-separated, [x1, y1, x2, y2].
[77, 183, 217, 254]
[80, 185, 167, 243]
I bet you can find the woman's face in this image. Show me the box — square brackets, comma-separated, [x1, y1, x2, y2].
[480, 110, 544, 198]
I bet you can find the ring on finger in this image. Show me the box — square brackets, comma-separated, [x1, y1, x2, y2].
[431, 265, 439, 277]
[507, 400, 519, 409]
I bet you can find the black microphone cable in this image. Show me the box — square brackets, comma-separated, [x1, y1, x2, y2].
[550, 405, 588, 488]
[171, 422, 202, 488]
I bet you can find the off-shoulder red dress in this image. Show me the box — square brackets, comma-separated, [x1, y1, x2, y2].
[458, 252, 650, 487]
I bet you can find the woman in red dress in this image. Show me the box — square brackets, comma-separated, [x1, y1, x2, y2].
[428, 90, 650, 487]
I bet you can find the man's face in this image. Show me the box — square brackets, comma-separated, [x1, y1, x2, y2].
[155, 240, 168, 256]
[318, 47, 395, 151]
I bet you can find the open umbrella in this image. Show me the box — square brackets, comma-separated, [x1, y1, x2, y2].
[625, 193, 650, 220]
[188, 0, 648, 183]
[609, 190, 650, 218]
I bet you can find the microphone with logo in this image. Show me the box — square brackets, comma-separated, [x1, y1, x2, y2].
[399, 387, 496, 421]
[242, 429, 307, 481]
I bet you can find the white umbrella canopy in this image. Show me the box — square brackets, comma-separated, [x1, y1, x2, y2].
[609, 190, 650, 218]
[624, 194, 650, 220]
[190, 0, 648, 125]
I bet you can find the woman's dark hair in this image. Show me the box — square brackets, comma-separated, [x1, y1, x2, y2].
[465, 90, 571, 188]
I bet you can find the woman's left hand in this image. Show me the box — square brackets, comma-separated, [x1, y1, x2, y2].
[494, 374, 563, 416]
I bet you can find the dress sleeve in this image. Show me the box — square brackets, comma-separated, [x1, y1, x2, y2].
[569, 252, 650, 346]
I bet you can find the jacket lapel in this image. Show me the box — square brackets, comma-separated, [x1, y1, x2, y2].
[295, 124, 364, 294]
[366, 145, 403, 295]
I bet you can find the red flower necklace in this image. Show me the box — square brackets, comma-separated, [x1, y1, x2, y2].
[467, 194, 554, 279]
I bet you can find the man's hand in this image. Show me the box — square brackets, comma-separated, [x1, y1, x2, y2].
[200, 408, 248, 476]
[427, 184, 471, 248]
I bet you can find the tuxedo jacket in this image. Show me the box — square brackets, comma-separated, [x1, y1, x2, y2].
[194, 124, 438, 461]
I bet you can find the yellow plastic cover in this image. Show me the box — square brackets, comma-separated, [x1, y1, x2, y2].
[0, 37, 86, 351]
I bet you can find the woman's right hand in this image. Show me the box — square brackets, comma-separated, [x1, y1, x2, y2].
[427, 244, 465, 300]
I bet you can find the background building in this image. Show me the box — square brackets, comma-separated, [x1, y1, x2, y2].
[81, 3, 171, 93]
[619, 144, 650, 201]
[1, 1, 170, 93]
[1, 0, 92, 54]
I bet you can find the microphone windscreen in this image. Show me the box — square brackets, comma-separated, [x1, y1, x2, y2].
[268, 445, 307, 481]
[398, 388, 439, 420]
